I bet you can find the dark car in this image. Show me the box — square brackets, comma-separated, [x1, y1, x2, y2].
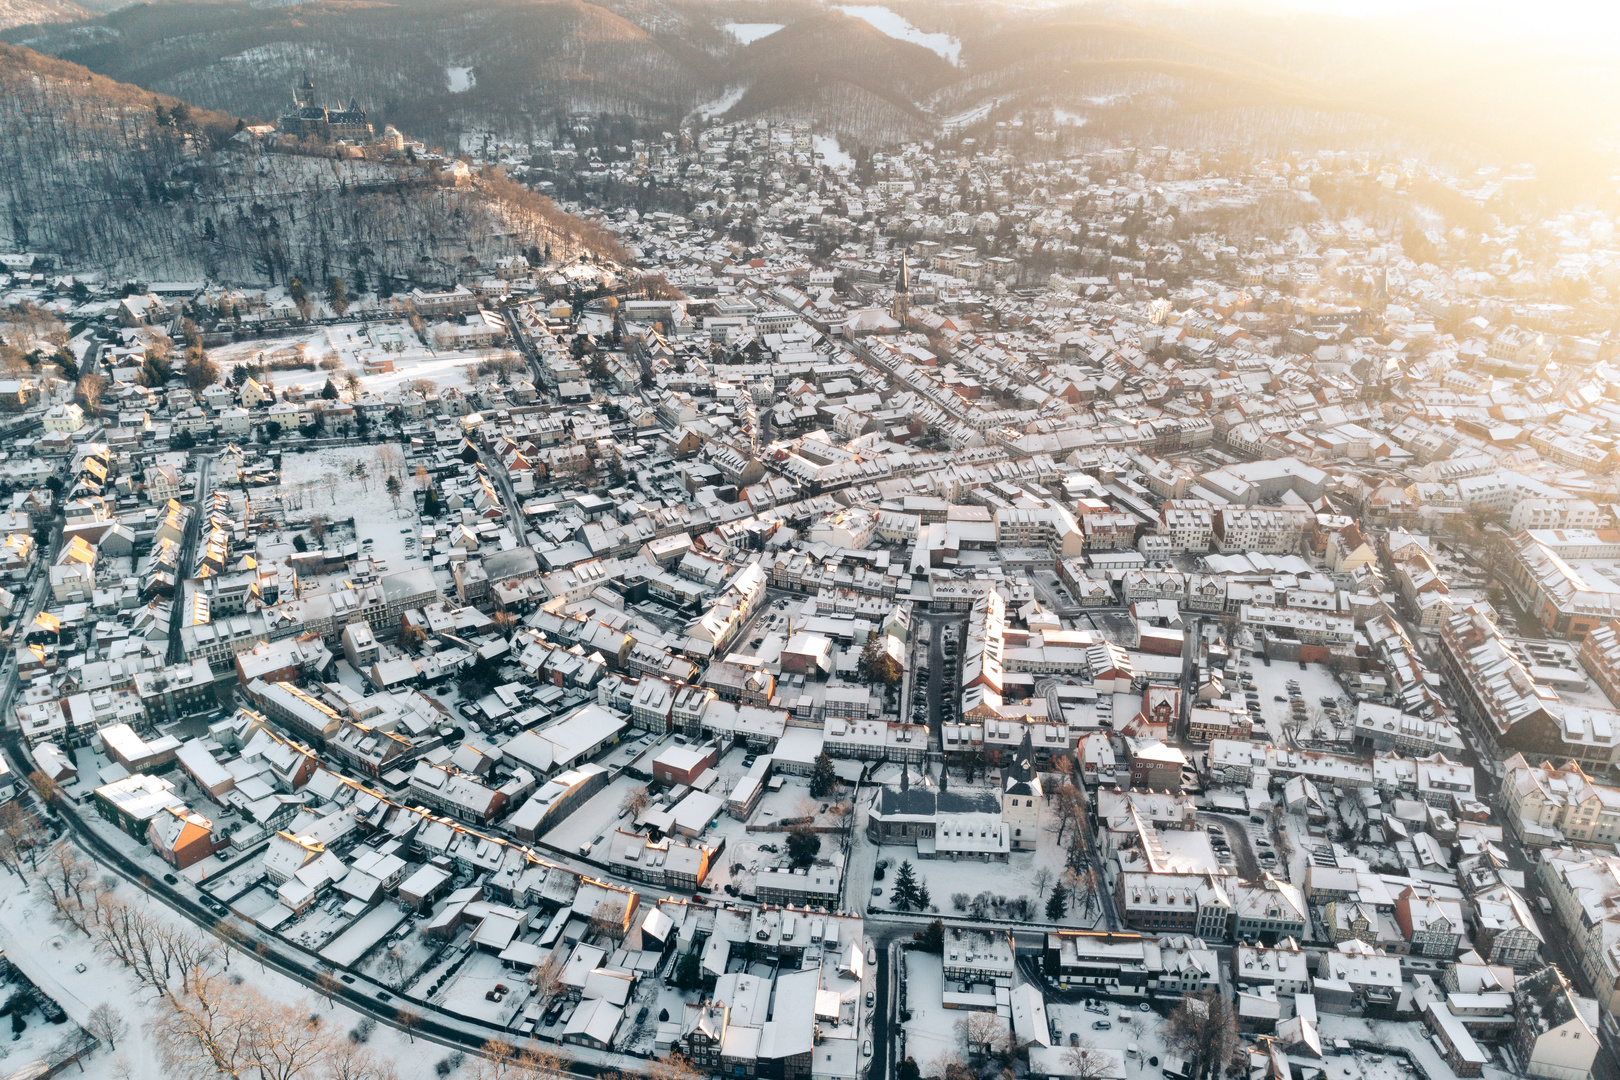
[163, 873, 179, 885]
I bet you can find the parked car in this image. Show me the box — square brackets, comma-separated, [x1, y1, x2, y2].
[1093, 1020, 1111, 1030]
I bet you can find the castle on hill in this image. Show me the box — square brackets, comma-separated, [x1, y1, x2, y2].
[276, 72, 372, 141]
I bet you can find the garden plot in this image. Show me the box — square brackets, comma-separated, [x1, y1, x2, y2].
[357, 923, 441, 991]
[281, 902, 356, 953]
[431, 950, 530, 1027]
[320, 904, 411, 968]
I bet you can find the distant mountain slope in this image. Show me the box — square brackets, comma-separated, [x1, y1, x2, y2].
[0, 0, 128, 32]
[6, 0, 1616, 182]
[0, 43, 624, 284]
[720, 11, 956, 142]
[9, 0, 719, 142]
[0, 0, 92, 30]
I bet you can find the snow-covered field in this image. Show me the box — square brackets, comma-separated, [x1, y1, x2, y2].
[692, 86, 747, 121]
[0, 861, 438, 1080]
[723, 22, 784, 44]
[813, 135, 854, 172]
[446, 66, 476, 93]
[208, 321, 512, 399]
[834, 6, 961, 64]
[273, 445, 424, 567]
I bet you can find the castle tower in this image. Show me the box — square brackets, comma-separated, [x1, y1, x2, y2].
[295, 71, 317, 109]
[892, 248, 911, 327]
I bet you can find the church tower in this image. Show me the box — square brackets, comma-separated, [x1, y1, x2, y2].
[1001, 729, 1043, 852]
[295, 71, 317, 109]
[892, 248, 911, 327]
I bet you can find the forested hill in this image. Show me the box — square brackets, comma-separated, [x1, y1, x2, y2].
[0, 44, 625, 286]
[8, 0, 1611, 187]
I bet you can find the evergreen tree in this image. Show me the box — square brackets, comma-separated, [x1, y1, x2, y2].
[891, 860, 921, 911]
[809, 752, 837, 798]
[674, 952, 703, 990]
[321, 379, 339, 400]
[786, 827, 820, 868]
[1045, 886, 1068, 921]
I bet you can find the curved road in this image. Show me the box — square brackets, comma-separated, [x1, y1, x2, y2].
[0, 729, 613, 1074]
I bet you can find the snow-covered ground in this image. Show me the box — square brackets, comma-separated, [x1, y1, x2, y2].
[541, 774, 644, 856]
[905, 946, 1176, 1079]
[870, 843, 1102, 925]
[901, 951, 953, 1068]
[691, 86, 746, 121]
[446, 66, 476, 93]
[0, 861, 438, 1080]
[274, 446, 422, 566]
[813, 134, 854, 172]
[208, 321, 514, 399]
[1053, 108, 1088, 127]
[723, 22, 784, 44]
[834, 6, 961, 64]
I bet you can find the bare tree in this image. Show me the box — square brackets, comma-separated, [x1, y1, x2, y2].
[1033, 867, 1053, 899]
[589, 900, 627, 944]
[316, 970, 344, 1008]
[375, 442, 403, 480]
[954, 1011, 1011, 1068]
[85, 1002, 127, 1051]
[1064, 1039, 1113, 1080]
[39, 845, 99, 934]
[29, 771, 62, 806]
[644, 1054, 706, 1080]
[215, 921, 250, 970]
[469, 1039, 517, 1080]
[150, 973, 251, 1080]
[394, 1007, 421, 1043]
[1164, 989, 1243, 1080]
[242, 993, 335, 1080]
[382, 946, 408, 988]
[527, 947, 566, 1014]
[621, 785, 651, 818]
[0, 801, 45, 879]
[322, 1040, 400, 1080]
[1050, 783, 1087, 846]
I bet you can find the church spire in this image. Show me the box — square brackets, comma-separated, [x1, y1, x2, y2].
[892, 247, 911, 326]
